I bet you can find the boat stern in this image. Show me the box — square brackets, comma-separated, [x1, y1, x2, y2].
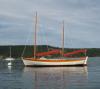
[84, 56, 88, 66]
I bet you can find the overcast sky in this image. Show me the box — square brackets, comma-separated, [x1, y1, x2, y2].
[0, 0, 100, 48]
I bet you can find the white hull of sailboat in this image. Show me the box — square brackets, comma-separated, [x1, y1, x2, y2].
[5, 57, 15, 61]
[5, 57, 15, 66]
[22, 56, 88, 66]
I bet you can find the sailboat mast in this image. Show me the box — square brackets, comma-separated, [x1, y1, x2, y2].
[34, 12, 38, 59]
[62, 21, 64, 56]
[9, 46, 11, 58]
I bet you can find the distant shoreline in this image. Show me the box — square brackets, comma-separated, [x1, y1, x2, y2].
[0, 45, 100, 58]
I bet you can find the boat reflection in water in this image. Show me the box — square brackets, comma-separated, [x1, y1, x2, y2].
[23, 67, 88, 89]
[0, 65, 88, 89]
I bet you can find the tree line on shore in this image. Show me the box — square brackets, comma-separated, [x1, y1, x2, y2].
[0, 45, 100, 58]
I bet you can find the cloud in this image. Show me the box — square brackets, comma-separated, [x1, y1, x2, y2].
[0, 0, 100, 48]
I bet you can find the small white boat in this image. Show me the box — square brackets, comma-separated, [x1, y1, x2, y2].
[5, 46, 15, 66]
[5, 57, 15, 66]
[5, 57, 15, 61]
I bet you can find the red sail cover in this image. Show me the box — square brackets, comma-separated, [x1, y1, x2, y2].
[36, 49, 61, 56]
[63, 49, 87, 57]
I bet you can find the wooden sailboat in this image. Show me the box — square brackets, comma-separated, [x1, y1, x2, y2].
[22, 13, 88, 67]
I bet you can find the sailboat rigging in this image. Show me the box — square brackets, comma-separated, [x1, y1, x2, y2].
[22, 13, 88, 67]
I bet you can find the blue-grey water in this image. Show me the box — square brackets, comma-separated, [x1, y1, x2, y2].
[0, 57, 100, 89]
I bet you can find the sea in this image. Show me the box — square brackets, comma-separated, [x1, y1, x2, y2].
[0, 57, 100, 89]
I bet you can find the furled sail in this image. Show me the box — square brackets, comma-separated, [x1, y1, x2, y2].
[36, 49, 61, 56]
[63, 49, 87, 57]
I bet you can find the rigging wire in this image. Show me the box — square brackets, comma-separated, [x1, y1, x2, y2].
[21, 27, 33, 57]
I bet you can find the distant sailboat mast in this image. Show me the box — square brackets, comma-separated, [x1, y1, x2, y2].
[34, 12, 38, 59]
[9, 46, 11, 58]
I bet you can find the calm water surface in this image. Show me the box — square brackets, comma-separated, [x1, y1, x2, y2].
[0, 57, 100, 89]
